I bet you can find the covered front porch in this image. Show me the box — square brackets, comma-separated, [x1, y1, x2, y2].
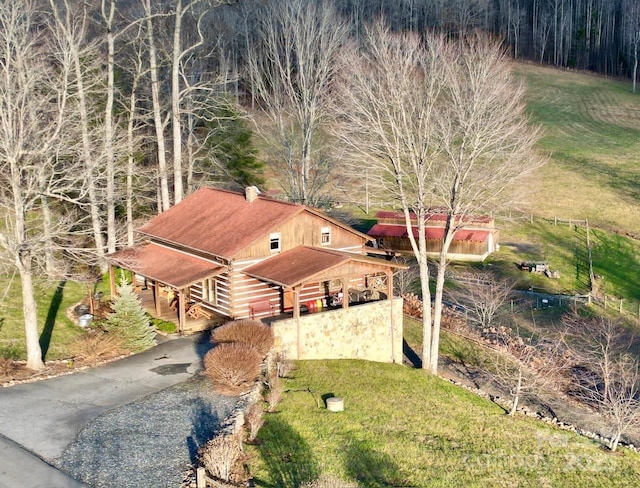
[107, 242, 227, 334]
[244, 245, 405, 321]
[136, 285, 225, 333]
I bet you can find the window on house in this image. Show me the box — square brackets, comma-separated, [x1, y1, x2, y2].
[321, 226, 331, 245]
[270, 232, 281, 252]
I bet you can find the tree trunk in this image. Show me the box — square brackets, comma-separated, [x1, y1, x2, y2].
[104, 0, 117, 254]
[143, 0, 171, 212]
[509, 369, 523, 416]
[171, 0, 184, 204]
[610, 430, 621, 451]
[633, 46, 638, 93]
[18, 254, 44, 371]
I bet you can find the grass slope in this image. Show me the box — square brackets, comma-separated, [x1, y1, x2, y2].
[249, 360, 640, 487]
[514, 63, 640, 237]
[488, 218, 640, 299]
[0, 277, 90, 360]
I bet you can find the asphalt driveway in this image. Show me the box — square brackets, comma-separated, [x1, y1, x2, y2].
[0, 333, 238, 488]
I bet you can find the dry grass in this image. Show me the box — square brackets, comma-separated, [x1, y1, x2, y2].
[211, 319, 274, 357]
[264, 373, 283, 413]
[244, 402, 265, 443]
[199, 432, 248, 483]
[0, 357, 17, 379]
[301, 475, 358, 488]
[203, 343, 262, 396]
[273, 351, 295, 378]
[69, 330, 125, 363]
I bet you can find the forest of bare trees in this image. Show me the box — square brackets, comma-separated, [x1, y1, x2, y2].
[335, 0, 640, 79]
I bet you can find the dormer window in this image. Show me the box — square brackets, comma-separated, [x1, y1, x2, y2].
[321, 226, 331, 245]
[270, 232, 281, 252]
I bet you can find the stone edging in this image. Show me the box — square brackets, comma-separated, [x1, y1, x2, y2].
[443, 376, 640, 453]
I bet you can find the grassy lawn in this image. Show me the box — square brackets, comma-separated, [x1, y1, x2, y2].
[483, 217, 640, 313]
[513, 63, 640, 237]
[248, 358, 640, 487]
[0, 276, 106, 361]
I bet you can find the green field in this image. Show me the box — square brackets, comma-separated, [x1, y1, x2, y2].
[514, 63, 640, 237]
[0, 277, 98, 361]
[249, 359, 640, 487]
[486, 218, 640, 302]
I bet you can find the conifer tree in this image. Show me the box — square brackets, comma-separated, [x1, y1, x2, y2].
[107, 276, 156, 352]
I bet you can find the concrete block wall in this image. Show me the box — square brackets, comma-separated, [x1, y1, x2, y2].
[271, 298, 403, 364]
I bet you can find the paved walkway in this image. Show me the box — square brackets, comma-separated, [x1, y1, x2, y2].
[0, 333, 213, 487]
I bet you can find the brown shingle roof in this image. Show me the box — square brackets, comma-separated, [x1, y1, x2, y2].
[243, 246, 404, 288]
[108, 242, 224, 289]
[138, 187, 370, 259]
[138, 188, 303, 259]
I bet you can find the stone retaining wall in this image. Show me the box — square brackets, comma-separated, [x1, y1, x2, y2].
[271, 298, 403, 363]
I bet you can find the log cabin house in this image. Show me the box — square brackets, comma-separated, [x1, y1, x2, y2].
[367, 210, 499, 262]
[107, 187, 405, 363]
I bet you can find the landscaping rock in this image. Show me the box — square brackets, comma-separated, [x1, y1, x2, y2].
[58, 375, 238, 488]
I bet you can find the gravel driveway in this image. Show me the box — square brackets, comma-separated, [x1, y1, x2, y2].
[58, 375, 238, 488]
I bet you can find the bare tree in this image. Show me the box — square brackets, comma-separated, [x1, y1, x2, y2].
[246, 0, 348, 205]
[101, 0, 118, 254]
[448, 273, 514, 329]
[48, 0, 109, 265]
[121, 25, 149, 247]
[335, 22, 445, 371]
[563, 312, 629, 404]
[563, 312, 640, 451]
[491, 335, 565, 416]
[169, 0, 209, 204]
[140, 0, 171, 212]
[393, 256, 419, 297]
[0, 1, 83, 370]
[624, 0, 640, 93]
[427, 33, 542, 375]
[598, 355, 640, 451]
[336, 24, 541, 374]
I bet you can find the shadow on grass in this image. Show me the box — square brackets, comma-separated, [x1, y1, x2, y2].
[254, 415, 319, 488]
[344, 439, 407, 488]
[591, 230, 640, 300]
[40, 280, 65, 360]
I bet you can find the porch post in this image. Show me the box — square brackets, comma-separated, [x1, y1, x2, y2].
[293, 286, 301, 360]
[108, 264, 117, 299]
[341, 276, 349, 309]
[386, 269, 396, 363]
[153, 280, 161, 316]
[178, 288, 186, 334]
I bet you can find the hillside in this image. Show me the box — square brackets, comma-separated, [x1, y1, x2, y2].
[514, 63, 640, 237]
[248, 359, 640, 487]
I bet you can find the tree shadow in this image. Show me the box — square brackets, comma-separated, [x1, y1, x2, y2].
[344, 439, 407, 487]
[186, 396, 221, 463]
[402, 339, 422, 368]
[194, 329, 214, 361]
[40, 280, 65, 360]
[253, 415, 319, 488]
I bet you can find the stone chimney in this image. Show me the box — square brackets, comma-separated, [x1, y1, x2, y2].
[245, 186, 259, 203]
